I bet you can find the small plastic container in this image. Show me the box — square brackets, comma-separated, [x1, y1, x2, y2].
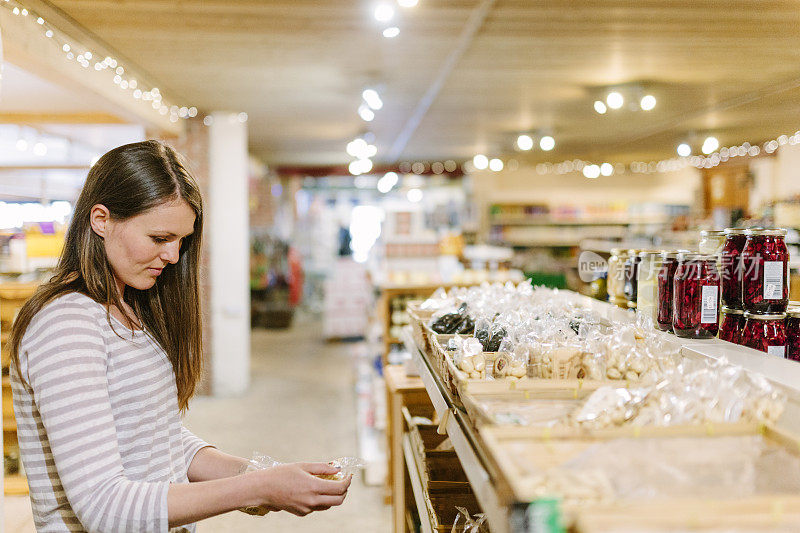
[720, 228, 747, 310]
[741, 312, 787, 357]
[718, 306, 745, 344]
[741, 228, 789, 314]
[699, 229, 726, 255]
[786, 307, 800, 362]
[623, 249, 641, 308]
[672, 253, 721, 339]
[656, 251, 680, 332]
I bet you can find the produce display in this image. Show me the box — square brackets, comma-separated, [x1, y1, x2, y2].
[741, 228, 789, 314]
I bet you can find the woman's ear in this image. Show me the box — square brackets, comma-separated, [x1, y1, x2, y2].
[89, 204, 112, 238]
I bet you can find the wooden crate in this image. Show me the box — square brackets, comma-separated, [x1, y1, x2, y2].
[406, 301, 436, 356]
[403, 407, 470, 491]
[480, 422, 800, 526]
[424, 490, 482, 533]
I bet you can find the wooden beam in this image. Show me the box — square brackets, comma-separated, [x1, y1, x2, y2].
[0, 165, 90, 170]
[0, 112, 127, 124]
[0, 3, 182, 136]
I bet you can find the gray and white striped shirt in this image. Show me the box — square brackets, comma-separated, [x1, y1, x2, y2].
[11, 292, 211, 532]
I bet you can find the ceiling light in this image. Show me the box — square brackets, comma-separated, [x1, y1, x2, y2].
[489, 158, 504, 172]
[539, 136, 555, 151]
[473, 154, 488, 170]
[377, 172, 398, 193]
[365, 144, 378, 158]
[593, 100, 607, 114]
[374, 4, 394, 22]
[383, 27, 400, 38]
[349, 160, 363, 176]
[398, 0, 418, 6]
[702, 136, 719, 155]
[640, 94, 656, 111]
[33, 142, 48, 156]
[600, 163, 613, 176]
[677, 143, 691, 157]
[15, 139, 28, 151]
[606, 92, 624, 109]
[407, 188, 423, 203]
[358, 158, 373, 174]
[583, 164, 600, 179]
[347, 138, 368, 158]
[516, 134, 534, 151]
[362, 89, 383, 110]
[358, 104, 375, 122]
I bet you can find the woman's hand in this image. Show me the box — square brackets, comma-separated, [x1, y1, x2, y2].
[250, 462, 352, 516]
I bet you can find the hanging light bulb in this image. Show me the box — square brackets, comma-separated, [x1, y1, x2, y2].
[473, 154, 488, 170]
[539, 136, 555, 151]
[362, 89, 383, 110]
[702, 136, 719, 154]
[516, 134, 534, 151]
[640, 95, 656, 111]
[677, 143, 692, 157]
[489, 158, 504, 171]
[606, 92, 624, 109]
[593, 100, 607, 114]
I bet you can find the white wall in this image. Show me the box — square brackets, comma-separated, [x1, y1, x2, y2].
[774, 143, 800, 199]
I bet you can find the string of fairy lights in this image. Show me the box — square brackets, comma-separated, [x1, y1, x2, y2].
[5, 0, 797, 178]
[0, 0, 226, 126]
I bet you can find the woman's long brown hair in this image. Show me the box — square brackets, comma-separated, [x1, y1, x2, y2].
[9, 140, 204, 412]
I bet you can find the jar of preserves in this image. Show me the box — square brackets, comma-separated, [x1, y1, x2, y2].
[672, 253, 721, 339]
[656, 251, 680, 332]
[623, 249, 641, 308]
[787, 307, 800, 362]
[699, 230, 726, 255]
[636, 251, 662, 322]
[720, 228, 747, 310]
[741, 312, 787, 357]
[607, 248, 629, 307]
[718, 306, 745, 344]
[741, 228, 789, 314]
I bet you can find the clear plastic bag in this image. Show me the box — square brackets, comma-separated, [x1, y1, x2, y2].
[451, 506, 488, 532]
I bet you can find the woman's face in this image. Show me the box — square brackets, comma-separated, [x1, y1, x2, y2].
[91, 198, 196, 292]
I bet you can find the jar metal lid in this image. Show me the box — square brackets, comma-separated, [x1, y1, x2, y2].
[744, 228, 787, 237]
[724, 228, 747, 235]
[722, 306, 745, 315]
[678, 252, 719, 262]
[788, 308, 800, 318]
[609, 248, 622, 256]
[743, 312, 787, 320]
[660, 250, 681, 260]
[700, 230, 726, 237]
[638, 250, 661, 259]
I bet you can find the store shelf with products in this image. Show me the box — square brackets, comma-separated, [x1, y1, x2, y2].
[393, 291, 800, 533]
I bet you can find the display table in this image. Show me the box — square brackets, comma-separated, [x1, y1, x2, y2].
[395, 293, 800, 533]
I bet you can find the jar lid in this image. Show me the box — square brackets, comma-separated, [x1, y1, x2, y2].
[743, 312, 787, 320]
[700, 230, 726, 237]
[788, 308, 800, 318]
[637, 250, 661, 259]
[744, 228, 787, 237]
[721, 306, 745, 315]
[724, 228, 747, 235]
[609, 248, 622, 256]
[660, 250, 681, 260]
[678, 252, 718, 262]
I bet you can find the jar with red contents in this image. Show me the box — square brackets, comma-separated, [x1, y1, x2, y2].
[787, 307, 800, 362]
[672, 253, 721, 339]
[656, 251, 680, 332]
[718, 306, 745, 344]
[741, 312, 787, 357]
[741, 228, 789, 314]
[720, 228, 747, 309]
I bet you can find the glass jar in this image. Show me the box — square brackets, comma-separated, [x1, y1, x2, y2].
[741, 228, 789, 314]
[607, 248, 629, 307]
[672, 253, 721, 339]
[623, 249, 641, 308]
[787, 307, 800, 362]
[720, 228, 747, 310]
[699, 230, 726, 255]
[741, 312, 787, 357]
[718, 306, 745, 344]
[636, 251, 662, 322]
[656, 251, 680, 332]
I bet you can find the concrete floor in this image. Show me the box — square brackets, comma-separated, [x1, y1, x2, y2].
[4, 319, 391, 532]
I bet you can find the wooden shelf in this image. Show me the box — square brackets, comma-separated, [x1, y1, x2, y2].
[490, 216, 670, 226]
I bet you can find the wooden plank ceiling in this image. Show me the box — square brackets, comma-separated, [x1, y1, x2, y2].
[43, 0, 800, 167]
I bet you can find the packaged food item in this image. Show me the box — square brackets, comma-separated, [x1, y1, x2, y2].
[672, 253, 721, 339]
[741, 312, 787, 357]
[720, 228, 747, 309]
[718, 306, 745, 344]
[430, 303, 475, 334]
[636, 251, 662, 323]
[607, 248, 629, 307]
[741, 228, 789, 314]
[622, 249, 642, 308]
[655, 251, 680, 332]
[787, 307, 800, 362]
[698, 229, 726, 255]
[237, 454, 364, 515]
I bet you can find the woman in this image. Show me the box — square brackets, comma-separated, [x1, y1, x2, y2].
[9, 140, 351, 532]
